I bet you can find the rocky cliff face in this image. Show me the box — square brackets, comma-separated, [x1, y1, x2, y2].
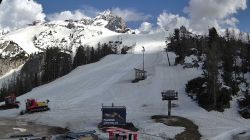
[95, 10, 128, 33]
[0, 41, 28, 76]
[0, 41, 27, 58]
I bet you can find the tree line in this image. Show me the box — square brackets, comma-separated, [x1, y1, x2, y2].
[168, 26, 250, 111]
[0, 42, 129, 101]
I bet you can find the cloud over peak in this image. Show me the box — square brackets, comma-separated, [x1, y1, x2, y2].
[47, 10, 90, 21]
[157, 12, 190, 32]
[137, 22, 153, 34]
[111, 7, 151, 22]
[0, 0, 247, 34]
[0, 0, 45, 30]
[47, 7, 151, 23]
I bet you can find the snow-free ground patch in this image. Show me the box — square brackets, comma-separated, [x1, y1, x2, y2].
[152, 115, 201, 140]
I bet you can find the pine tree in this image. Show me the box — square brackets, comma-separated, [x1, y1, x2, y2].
[121, 47, 127, 54]
[42, 47, 61, 83]
[247, 35, 250, 72]
[96, 43, 102, 61]
[85, 46, 91, 64]
[73, 46, 86, 68]
[222, 29, 234, 87]
[206, 27, 220, 109]
[90, 47, 95, 63]
[0, 82, 8, 102]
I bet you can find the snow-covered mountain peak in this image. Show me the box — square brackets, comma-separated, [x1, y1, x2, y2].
[94, 9, 128, 33]
[0, 9, 166, 62]
[0, 11, 129, 58]
[95, 9, 112, 20]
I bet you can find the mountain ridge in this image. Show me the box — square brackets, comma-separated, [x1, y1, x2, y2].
[0, 10, 130, 58]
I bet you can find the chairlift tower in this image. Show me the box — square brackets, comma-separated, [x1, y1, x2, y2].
[142, 46, 145, 71]
[132, 46, 147, 82]
[163, 28, 171, 66]
[161, 90, 178, 117]
[165, 38, 171, 66]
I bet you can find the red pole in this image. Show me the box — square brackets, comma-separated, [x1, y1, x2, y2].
[134, 133, 138, 140]
[109, 131, 114, 139]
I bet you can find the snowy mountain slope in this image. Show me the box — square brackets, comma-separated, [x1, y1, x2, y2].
[0, 49, 249, 140]
[0, 11, 138, 78]
[0, 64, 23, 88]
[1, 25, 48, 54]
[84, 31, 166, 53]
[0, 10, 129, 57]
[0, 10, 249, 140]
[0, 20, 117, 56]
[0, 22, 165, 79]
[0, 51, 186, 139]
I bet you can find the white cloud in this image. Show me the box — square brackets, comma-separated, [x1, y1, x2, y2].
[137, 22, 153, 34]
[184, 0, 247, 33]
[0, 0, 45, 30]
[184, 0, 246, 20]
[155, 0, 247, 34]
[221, 17, 239, 27]
[47, 5, 101, 21]
[111, 7, 151, 22]
[157, 12, 190, 32]
[47, 10, 89, 21]
[0, 0, 246, 35]
[48, 7, 151, 23]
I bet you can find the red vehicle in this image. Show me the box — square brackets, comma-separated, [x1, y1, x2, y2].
[20, 98, 50, 115]
[106, 127, 138, 140]
[0, 94, 20, 110]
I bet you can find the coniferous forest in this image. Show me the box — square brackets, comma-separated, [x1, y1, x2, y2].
[0, 43, 129, 102]
[168, 26, 250, 112]
[1, 26, 250, 117]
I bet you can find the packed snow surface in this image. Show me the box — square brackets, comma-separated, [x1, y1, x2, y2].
[0, 64, 23, 88]
[0, 20, 165, 56]
[0, 29, 250, 140]
[2, 25, 48, 54]
[0, 43, 249, 139]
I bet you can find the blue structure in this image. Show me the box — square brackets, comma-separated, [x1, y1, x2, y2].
[101, 104, 126, 125]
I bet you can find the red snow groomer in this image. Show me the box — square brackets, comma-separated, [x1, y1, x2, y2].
[20, 98, 50, 115]
[0, 94, 20, 110]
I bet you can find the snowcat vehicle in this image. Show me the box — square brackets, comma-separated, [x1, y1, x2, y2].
[20, 98, 50, 115]
[0, 95, 20, 110]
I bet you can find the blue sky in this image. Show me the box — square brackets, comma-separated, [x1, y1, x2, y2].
[36, 0, 188, 27]
[36, 0, 188, 15]
[36, 0, 250, 33]
[0, 0, 248, 33]
[236, 2, 250, 32]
